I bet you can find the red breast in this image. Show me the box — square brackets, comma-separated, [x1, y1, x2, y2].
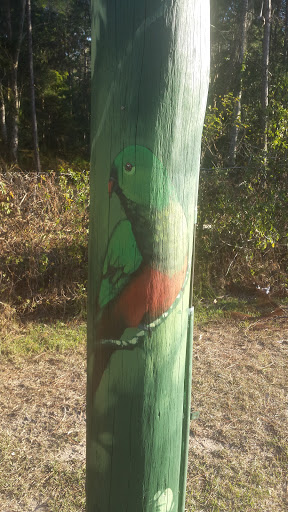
[113, 261, 187, 327]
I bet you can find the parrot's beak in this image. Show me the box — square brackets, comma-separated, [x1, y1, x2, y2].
[108, 166, 118, 197]
[108, 178, 115, 197]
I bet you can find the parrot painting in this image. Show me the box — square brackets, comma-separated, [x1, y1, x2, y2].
[93, 145, 189, 394]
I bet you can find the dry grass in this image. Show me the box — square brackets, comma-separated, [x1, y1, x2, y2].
[0, 335, 86, 512]
[0, 310, 287, 511]
[188, 316, 288, 511]
[0, 170, 88, 320]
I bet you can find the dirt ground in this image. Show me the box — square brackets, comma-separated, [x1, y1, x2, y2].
[0, 316, 287, 511]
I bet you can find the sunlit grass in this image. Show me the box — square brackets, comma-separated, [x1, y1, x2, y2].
[0, 320, 86, 356]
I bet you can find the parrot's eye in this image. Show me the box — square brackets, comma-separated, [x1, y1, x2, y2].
[124, 162, 135, 175]
[125, 162, 133, 172]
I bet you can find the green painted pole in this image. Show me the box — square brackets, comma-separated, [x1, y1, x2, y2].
[87, 1, 210, 511]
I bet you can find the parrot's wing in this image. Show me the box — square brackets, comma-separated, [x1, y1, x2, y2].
[98, 220, 142, 308]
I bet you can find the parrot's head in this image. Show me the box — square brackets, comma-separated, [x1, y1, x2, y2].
[109, 145, 170, 209]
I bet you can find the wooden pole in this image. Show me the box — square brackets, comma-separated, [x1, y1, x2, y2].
[87, 1, 210, 510]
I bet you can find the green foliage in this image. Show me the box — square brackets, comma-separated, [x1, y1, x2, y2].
[58, 166, 90, 213]
[195, 164, 288, 294]
[0, 181, 13, 215]
[203, 0, 288, 170]
[269, 78, 288, 155]
[196, 0, 288, 294]
[0, 0, 91, 165]
[42, 70, 70, 99]
[202, 93, 249, 166]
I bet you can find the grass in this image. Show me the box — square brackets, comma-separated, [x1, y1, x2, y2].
[0, 319, 86, 356]
[187, 315, 288, 511]
[194, 295, 258, 325]
[0, 432, 85, 511]
[0, 320, 86, 512]
[0, 300, 287, 511]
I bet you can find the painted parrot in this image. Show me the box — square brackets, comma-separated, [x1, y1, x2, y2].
[93, 145, 188, 393]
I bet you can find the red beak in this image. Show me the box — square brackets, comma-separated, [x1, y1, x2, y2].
[108, 178, 115, 198]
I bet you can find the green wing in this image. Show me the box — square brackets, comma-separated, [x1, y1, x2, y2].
[98, 220, 143, 309]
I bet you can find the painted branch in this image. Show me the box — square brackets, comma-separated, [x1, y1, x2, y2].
[87, 1, 210, 511]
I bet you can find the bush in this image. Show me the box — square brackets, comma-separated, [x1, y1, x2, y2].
[0, 167, 89, 319]
[195, 165, 288, 296]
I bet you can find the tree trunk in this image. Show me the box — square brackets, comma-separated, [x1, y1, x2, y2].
[228, 0, 249, 166]
[285, 0, 288, 63]
[261, 0, 272, 162]
[0, 81, 8, 146]
[87, 1, 210, 511]
[9, 0, 26, 163]
[10, 64, 20, 163]
[27, 0, 41, 172]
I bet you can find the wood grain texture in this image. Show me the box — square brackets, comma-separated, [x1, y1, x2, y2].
[87, 1, 210, 510]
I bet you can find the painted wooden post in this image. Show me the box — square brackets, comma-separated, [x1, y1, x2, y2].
[87, 1, 210, 511]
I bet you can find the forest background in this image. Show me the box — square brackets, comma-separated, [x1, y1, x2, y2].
[0, 0, 287, 320]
